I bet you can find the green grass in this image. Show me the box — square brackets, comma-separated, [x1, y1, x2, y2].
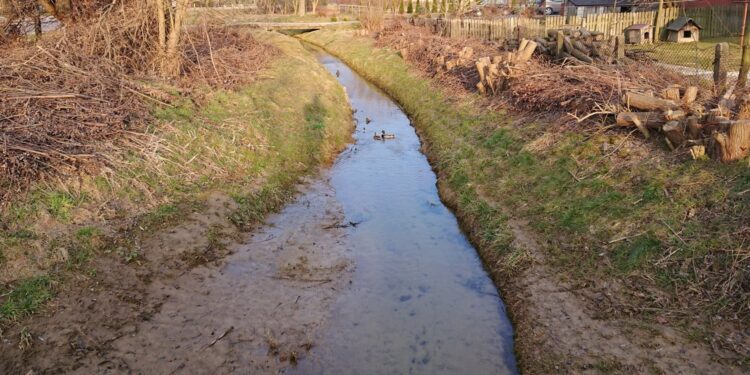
[0, 276, 53, 322]
[627, 36, 741, 71]
[186, 10, 334, 25]
[44, 191, 76, 221]
[300, 28, 750, 345]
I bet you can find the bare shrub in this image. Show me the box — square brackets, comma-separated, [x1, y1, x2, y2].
[0, 0, 275, 204]
[182, 24, 279, 89]
[360, 0, 385, 32]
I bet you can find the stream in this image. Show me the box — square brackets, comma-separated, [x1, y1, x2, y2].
[291, 48, 518, 374]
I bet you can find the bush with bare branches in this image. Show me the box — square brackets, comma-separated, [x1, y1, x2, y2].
[0, 0, 276, 205]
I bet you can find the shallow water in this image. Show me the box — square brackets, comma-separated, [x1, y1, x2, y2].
[290, 48, 518, 374]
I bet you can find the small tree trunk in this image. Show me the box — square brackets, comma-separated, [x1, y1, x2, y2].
[34, 9, 42, 38]
[163, 0, 188, 77]
[297, 0, 305, 15]
[157, 0, 167, 51]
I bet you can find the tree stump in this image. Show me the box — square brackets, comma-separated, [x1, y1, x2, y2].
[713, 120, 750, 162]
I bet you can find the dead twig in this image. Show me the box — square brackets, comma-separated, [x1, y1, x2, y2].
[202, 326, 234, 350]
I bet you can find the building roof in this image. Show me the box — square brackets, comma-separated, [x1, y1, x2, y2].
[626, 23, 652, 31]
[567, 0, 636, 6]
[665, 17, 703, 31]
[568, 0, 635, 7]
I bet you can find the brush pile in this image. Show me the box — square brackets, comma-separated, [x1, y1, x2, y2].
[182, 25, 278, 89]
[377, 21, 686, 115]
[0, 2, 276, 204]
[377, 21, 750, 162]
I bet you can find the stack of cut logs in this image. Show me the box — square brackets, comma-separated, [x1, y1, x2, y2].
[476, 39, 537, 95]
[471, 39, 537, 95]
[529, 27, 621, 64]
[426, 40, 536, 95]
[617, 86, 750, 162]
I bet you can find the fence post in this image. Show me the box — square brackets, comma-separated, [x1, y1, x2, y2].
[615, 35, 625, 60]
[714, 42, 729, 94]
[738, 7, 750, 88]
[654, 0, 664, 42]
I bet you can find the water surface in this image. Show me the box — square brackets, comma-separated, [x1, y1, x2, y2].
[291, 48, 518, 374]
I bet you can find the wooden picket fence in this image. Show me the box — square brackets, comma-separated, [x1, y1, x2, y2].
[447, 17, 546, 40]
[442, 6, 743, 41]
[685, 4, 743, 38]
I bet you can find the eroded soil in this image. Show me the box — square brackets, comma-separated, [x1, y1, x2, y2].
[0, 178, 353, 374]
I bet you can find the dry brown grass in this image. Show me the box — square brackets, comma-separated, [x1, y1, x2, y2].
[375, 21, 703, 120]
[0, 1, 276, 205]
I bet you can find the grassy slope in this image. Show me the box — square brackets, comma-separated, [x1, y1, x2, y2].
[300, 30, 750, 368]
[0, 31, 352, 323]
[627, 37, 741, 71]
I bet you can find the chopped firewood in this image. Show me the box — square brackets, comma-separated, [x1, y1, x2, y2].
[683, 86, 698, 105]
[690, 145, 706, 160]
[476, 81, 486, 95]
[516, 40, 537, 63]
[686, 116, 702, 139]
[623, 92, 680, 111]
[616, 112, 664, 129]
[570, 48, 593, 64]
[661, 85, 681, 101]
[663, 120, 686, 150]
[458, 46, 473, 60]
[664, 109, 686, 121]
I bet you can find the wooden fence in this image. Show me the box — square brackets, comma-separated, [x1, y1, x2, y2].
[444, 6, 742, 41]
[685, 4, 743, 38]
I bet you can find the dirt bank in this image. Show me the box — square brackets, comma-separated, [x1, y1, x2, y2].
[299, 30, 749, 373]
[0, 32, 354, 373]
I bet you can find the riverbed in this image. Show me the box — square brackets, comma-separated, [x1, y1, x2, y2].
[290, 48, 518, 374]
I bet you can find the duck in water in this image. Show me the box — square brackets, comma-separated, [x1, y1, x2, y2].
[336, 70, 340, 77]
[373, 130, 395, 141]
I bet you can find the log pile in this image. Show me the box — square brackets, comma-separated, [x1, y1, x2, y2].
[617, 86, 750, 162]
[380, 21, 750, 164]
[426, 38, 537, 96]
[520, 27, 621, 64]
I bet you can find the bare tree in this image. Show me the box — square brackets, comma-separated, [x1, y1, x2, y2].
[296, 0, 305, 16]
[148, 0, 189, 77]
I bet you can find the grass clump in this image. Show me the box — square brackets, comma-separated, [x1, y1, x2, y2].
[0, 276, 53, 322]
